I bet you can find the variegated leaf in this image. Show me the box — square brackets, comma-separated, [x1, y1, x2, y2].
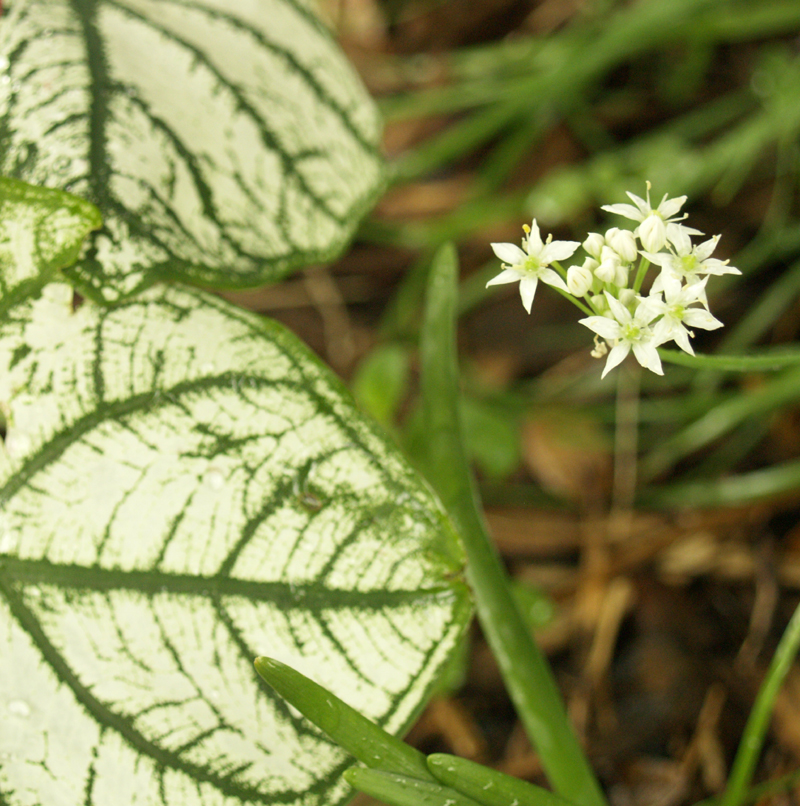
[0, 176, 101, 317]
[0, 284, 470, 806]
[0, 0, 384, 301]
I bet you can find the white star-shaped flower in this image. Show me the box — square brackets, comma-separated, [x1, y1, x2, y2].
[602, 183, 696, 252]
[579, 292, 663, 378]
[638, 276, 723, 355]
[488, 220, 579, 313]
[643, 226, 741, 306]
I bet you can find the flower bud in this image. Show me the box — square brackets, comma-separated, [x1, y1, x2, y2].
[594, 262, 616, 284]
[567, 260, 595, 297]
[638, 213, 666, 252]
[590, 293, 608, 314]
[594, 247, 620, 284]
[606, 227, 638, 263]
[582, 232, 605, 260]
[618, 288, 636, 308]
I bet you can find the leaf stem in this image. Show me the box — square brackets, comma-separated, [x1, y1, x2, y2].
[419, 244, 607, 806]
[551, 284, 595, 316]
[632, 256, 651, 294]
[659, 346, 800, 372]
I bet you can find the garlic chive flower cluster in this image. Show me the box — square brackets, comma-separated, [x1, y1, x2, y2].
[487, 184, 741, 378]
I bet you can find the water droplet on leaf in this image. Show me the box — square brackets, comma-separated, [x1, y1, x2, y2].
[204, 467, 225, 490]
[8, 700, 31, 717]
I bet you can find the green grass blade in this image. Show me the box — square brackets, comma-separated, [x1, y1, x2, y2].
[659, 347, 800, 372]
[641, 366, 800, 480]
[720, 601, 800, 806]
[641, 457, 800, 508]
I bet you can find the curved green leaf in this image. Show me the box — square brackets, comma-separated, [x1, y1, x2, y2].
[427, 754, 577, 806]
[0, 0, 384, 302]
[0, 176, 101, 316]
[0, 284, 470, 806]
[344, 768, 483, 806]
[254, 656, 435, 782]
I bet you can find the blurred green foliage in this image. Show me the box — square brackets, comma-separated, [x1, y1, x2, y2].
[349, 0, 800, 510]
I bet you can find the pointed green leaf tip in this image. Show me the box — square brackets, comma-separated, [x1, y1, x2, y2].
[254, 656, 435, 782]
[344, 768, 483, 806]
[0, 0, 385, 302]
[0, 176, 101, 314]
[427, 754, 578, 806]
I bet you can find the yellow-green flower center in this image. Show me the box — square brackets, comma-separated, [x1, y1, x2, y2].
[622, 323, 641, 341]
[522, 254, 542, 274]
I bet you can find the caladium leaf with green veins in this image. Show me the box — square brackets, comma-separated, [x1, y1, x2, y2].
[0, 0, 385, 302]
[0, 283, 471, 806]
[0, 175, 101, 316]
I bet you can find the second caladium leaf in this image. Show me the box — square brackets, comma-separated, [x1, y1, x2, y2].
[0, 0, 385, 301]
[0, 283, 471, 806]
[0, 176, 101, 316]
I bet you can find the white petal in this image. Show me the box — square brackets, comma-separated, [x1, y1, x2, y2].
[669, 222, 704, 239]
[650, 271, 667, 295]
[486, 268, 522, 287]
[688, 279, 710, 308]
[670, 325, 695, 355]
[601, 203, 644, 222]
[632, 340, 664, 374]
[682, 307, 723, 330]
[519, 276, 539, 313]
[605, 292, 633, 325]
[491, 242, 527, 265]
[541, 240, 580, 264]
[640, 251, 674, 269]
[602, 342, 631, 378]
[694, 235, 720, 262]
[700, 259, 740, 276]
[636, 294, 666, 323]
[539, 268, 569, 293]
[659, 273, 683, 304]
[625, 192, 649, 213]
[527, 220, 544, 254]
[579, 315, 620, 340]
[625, 193, 650, 208]
[657, 195, 687, 219]
[666, 223, 692, 255]
[652, 317, 676, 346]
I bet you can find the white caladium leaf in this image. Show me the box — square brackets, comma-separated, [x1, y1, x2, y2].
[0, 0, 385, 302]
[0, 176, 101, 317]
[0, 285, 470, 806]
